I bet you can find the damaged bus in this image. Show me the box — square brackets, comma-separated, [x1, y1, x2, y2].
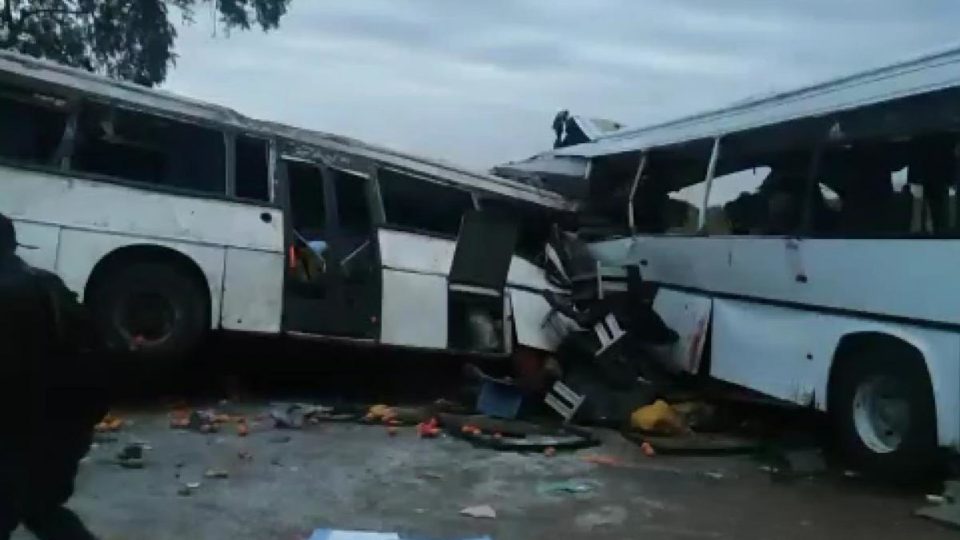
[498, 45, 960, 474]
[0, 51, 574, 363]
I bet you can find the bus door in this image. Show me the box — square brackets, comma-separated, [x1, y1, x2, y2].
[282, 159, 380, 339]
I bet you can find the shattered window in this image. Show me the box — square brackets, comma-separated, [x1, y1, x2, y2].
[379, 169, 475, 236]
[287, 160, 326, 235]
[816, 140, 930, 237]
[70, 102, 225, 194]
[332, 169, 373, 237]
[235, 135, 271, 202]
[0, 83, 69, 167]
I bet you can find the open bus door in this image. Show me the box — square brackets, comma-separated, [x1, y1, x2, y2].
[281, 158, 380, 339]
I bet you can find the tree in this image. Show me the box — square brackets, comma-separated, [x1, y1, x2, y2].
[0, 0, 290, 86]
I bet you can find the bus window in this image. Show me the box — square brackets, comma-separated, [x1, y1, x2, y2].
[70, 102, 225, 194]
[332, 170, 372, 237]
[235, 135, 270, 201]
[0, 83, 69, 167]
[379, 168, 475, 236]
[705, 168, 768, 235]
[332, 170, 376, 279]
[287, 161, 328, 283]
[288, 161, 326, 239]
[643, 145, 714, 235]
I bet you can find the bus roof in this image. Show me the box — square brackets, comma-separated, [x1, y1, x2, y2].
[523, 43, 960, 164]
[0, 51, 572, 211]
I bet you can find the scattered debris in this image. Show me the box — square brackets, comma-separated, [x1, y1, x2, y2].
[417, 418, 441, 439]
[471, 365, 523, 419]
[702, 471, 726, 480]
[204, 469, 229, 479]
[270, 402, 335, 428]
[365, 404, 398, 423]
[630, 400, 688, 435]
[460, 505, 497, 519]
[116, 444, 144, 469]
[95, 413, 125, 433]
[917, 481, 960, 529]
[237, 451, 253, 462]
[307, 529, 491, 540]
[581, 454, 623, 467]
[537, 479, 598, 495]
[442, 413, 597, 451]
[640, 441, 656, 457]
[177, 481, 202, 496]
[623, 431, 759, 455]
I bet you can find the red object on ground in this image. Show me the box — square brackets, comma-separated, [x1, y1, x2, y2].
[417, 417, 440, 438]
[640, 442, 656, 457]
[543, 446, 557, 457]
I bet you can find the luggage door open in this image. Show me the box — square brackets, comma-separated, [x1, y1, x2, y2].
[447, 211, 519, 354]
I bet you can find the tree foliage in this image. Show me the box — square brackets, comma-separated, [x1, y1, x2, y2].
[0, 0, 290, 86]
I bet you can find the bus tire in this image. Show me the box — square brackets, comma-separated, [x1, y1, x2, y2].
[829, 344, 938, 478]
[90, 261, 208, 361]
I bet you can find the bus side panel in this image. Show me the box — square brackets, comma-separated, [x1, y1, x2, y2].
[221, 248, 284, 333]
[0, 167, 283, 253]
[56, 228, 226, 330]
[10, 220, 60, 272]
[379, 268, 447, 348]
[510, 288, 568, 352]
[711, 298, 960, 448]
[651, 289, 712, 373]
[711, 299, 828, 405]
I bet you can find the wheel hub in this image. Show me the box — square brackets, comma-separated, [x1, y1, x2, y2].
[852, 375, 911, 454]
[116, 291, 176, 346]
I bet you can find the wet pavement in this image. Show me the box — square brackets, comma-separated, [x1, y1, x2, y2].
[17, 408, 954, 540]
[11, 338, 959, 539]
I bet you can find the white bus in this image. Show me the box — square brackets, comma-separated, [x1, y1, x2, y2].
[497, 45, 960, 474]
[0, 51, 574, 363]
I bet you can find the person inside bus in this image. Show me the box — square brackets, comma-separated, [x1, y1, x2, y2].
[908, 134, 957, 234]
[824, 144, 899, 235]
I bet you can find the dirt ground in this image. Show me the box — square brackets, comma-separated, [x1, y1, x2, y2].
[10, 404, 953, 540]
[10, 339, 957, 540]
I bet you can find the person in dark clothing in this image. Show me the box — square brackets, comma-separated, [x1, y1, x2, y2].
[0, 213, 106, 540]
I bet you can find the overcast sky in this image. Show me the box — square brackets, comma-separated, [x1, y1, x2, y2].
[164, 1, 960, 172]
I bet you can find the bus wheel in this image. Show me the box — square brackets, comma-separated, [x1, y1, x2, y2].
[830, 344, 938, 478]
[90, 262, 208, 361]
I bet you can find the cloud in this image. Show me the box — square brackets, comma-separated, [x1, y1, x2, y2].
[163, 0, 960, 169]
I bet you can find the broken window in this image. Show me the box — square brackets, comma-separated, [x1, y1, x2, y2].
[287, 161, 326, 236]
[286, 160, 328, 285]
[70, 102, 225, 194]
[635, 143, 715, 235]
[379, 168, 476, 236]
[0, 82, 70, 167]
[332, 169, 372, 237]
[704, 168, 769, 235]
[235, 135, 270, 201]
